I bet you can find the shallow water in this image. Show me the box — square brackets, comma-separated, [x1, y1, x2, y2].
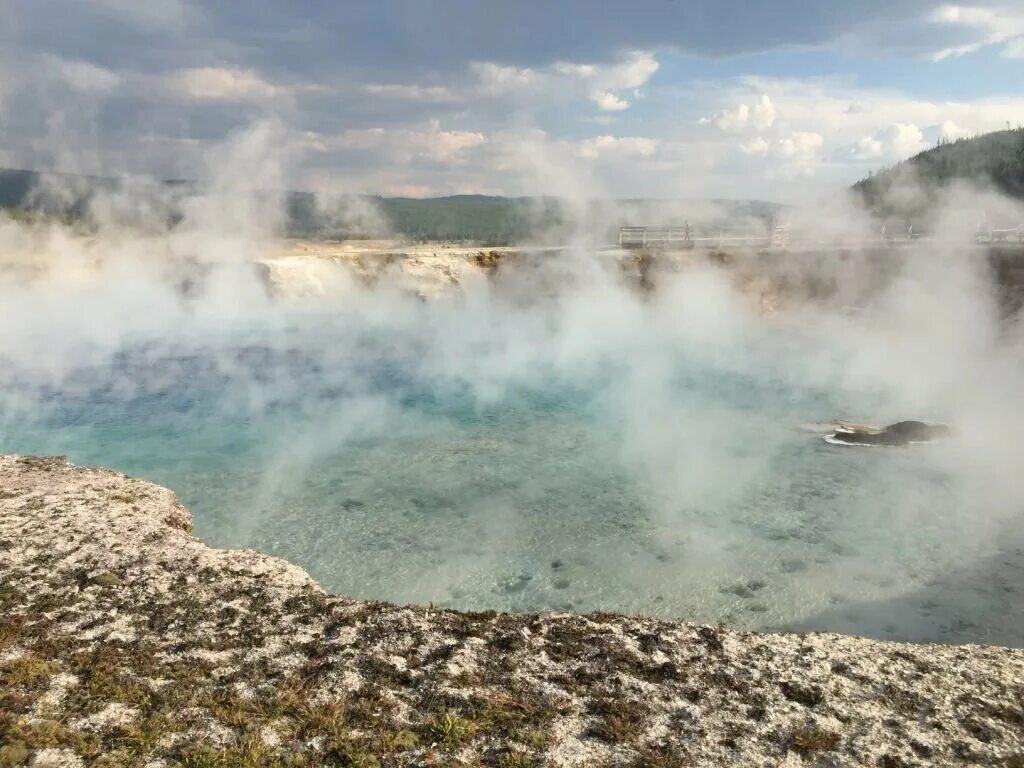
[4, 304, 1023, 646]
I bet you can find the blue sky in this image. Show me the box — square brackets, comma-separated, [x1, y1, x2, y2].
[1, 1, 1022, 202]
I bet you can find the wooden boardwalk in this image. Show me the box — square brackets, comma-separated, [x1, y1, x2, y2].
[618, 224, 1024, 251]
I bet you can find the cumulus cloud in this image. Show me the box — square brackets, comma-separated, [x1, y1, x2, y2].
[776, 131, 824, 163]
[841, 123, 926, 161]
[739, 137, 770, 156]
[309, 120, 487, 164]
[471, 62, 536, 95]
[884, 122, 926, 154]
[939, 119, 973, 141]
[471, 51, 658, 112]
[702, 94, 776, 133]
[593, 91, 630, 111]
[847, 136, 885, 160]
[170, 67, 284, 101]
[575, 135, 658, 159]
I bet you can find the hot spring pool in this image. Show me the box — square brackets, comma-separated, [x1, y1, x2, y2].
[3, 302, 1023, 647]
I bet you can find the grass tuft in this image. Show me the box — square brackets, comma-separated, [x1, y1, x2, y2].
[428, 712, 474, 748]
[0, 654, 57, 691]
[0, 742, 29, 768]
[788, 723, 840, 756]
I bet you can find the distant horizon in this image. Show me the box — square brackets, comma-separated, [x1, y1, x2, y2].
[0, 166, 791, 208]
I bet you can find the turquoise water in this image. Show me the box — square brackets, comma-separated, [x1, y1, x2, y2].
[3, 302, 1022, 646]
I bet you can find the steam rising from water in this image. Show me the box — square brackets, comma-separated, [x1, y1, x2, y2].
[2, 127, 1024, 646]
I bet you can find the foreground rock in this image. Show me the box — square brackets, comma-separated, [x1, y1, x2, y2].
[1, 456, 1022, 767]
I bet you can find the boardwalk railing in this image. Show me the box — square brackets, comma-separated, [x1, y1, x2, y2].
[619, 224, 789, 249]
[619, 223, 1023, 249]
[986, 227, 1024, 243]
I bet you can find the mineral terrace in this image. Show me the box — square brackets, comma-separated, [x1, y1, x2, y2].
[1, 455, 1022, 767]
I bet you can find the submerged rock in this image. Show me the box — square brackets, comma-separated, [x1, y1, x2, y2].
[1, 454, 1022, 767]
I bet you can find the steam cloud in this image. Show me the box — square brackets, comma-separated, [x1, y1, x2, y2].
[2, 124, 1023, 646]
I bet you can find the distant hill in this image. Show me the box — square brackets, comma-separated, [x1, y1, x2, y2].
[852, 128, 1024, 218]
[0, 167, 784, 245]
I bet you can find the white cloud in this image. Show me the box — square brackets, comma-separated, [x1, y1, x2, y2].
[425, 128, 488, 160]
[310, 121, 487, 163]
[1004, 37, 1024, 58]
[776, 131, 824, 163]
[842, 123, 924, 161]
[363, 83, 456, 102]
[470, 51, 658, 112]
[928, 4, 1024, 60]
[43, 56, 121, 93]
[597, 51, 660, 90]
[722, 76, 1024, 155]
[170, 67, 282, 101]
[739, 137, 770, 155]
[703, 94, 776, 133]
[848, 136, 884, 160]
[884, 122, 926, 154]
[384, 183, 435, 197]
[939, 119, 972, 140]
[471, 62, 536, 95]
[575, 135, 658, 159]
[593, 91, 630, 111]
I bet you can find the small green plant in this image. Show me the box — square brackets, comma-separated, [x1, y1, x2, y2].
[0, 654, 57, 690]
[91, 571, 121, 587]
[293, 697, 347, 740]
[499, 751, 535, 768]
[176, 744, 224, 768]
[114, 713, 175, 757]
[379, 728, 418, 752]
[0, 741, 29, 768]
[7, 717, 68, 749]
[428, 712, 474, 748]
[514, 726, 553, 751]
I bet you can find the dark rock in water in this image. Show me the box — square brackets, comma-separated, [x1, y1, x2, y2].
[721, 583, 756, 599]
[831, 420, 950, 446]
[720, 579, 768, 599]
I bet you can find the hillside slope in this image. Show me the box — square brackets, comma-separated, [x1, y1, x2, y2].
[1, 168, 782, 245]
[853, 129, 1024, 216]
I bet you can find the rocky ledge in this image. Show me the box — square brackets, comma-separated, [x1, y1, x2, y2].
[1, 455, 1022, 768]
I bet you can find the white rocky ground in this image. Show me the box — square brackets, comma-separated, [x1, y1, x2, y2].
[1, 455, 1023, 767]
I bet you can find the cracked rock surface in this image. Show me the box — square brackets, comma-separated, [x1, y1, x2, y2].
[1, 455, 1022, 767]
